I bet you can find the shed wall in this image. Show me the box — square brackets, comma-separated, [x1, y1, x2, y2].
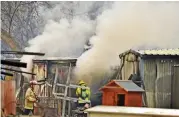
[122, 61, 139, 80]
[1, 81, 5, 109]
[143, 58, 179, 108]
[102, 88, 127, 106]
[120, 53, 179, 108]
[1, 80, 16, 116]
[155, 59, 172, 108]
[121, 53, 139, 80]
[127, 93, 142, 107]
[103, 92, 115, 105]
[172, 65, 179, 108]
[32, 61, 77, 116]
[143, 59, 156, 108]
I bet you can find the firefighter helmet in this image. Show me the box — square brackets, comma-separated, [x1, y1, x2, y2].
[78, 80, 86, 85]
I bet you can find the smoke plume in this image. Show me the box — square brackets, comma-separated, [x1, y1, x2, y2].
[20, 1, 179, 83]
[75, 2, 179, 85]
[20, 18, 94, 79]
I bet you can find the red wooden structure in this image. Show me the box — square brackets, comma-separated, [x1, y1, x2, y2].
[1, 80, 16, 116]
[100, 80, 144, 107]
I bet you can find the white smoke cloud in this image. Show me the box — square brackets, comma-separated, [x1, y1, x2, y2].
[20, 1, 179, 82]
[38, 2, 95, 25]
[75, 2, 179, 85]
[20, 18, 95, 79]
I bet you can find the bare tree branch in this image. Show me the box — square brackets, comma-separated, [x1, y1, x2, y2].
[8, 1, 22, 34]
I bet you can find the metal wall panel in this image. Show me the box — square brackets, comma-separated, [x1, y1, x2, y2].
[119, 49, 179, 108]
[172, 65, 179, 108]
[143, 59, 156, 108]
[139, 59, 144, 81]
[143, 58, 179, 108]
[155, 59, 173, 108]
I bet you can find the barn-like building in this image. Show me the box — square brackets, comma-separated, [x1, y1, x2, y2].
[118, 49, 179, 109]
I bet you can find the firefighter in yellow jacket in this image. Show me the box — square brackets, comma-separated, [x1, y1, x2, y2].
[24, 80, 38, 115]
[76, 80, 91, 108]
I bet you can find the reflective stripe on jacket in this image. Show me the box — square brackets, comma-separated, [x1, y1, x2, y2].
[24, 87, 36, 110]
[76, 85, 91, 104]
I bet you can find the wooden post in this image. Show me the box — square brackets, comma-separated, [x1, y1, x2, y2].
[62, 63, 71, 117]
[68, 88, 71, 116]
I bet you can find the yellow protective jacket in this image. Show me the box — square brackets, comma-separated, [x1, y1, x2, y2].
[76, 85, 91, 104]
[24, 87, 36, 110]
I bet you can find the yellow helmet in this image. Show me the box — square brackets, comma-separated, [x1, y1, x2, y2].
[78, 80, 86, 85]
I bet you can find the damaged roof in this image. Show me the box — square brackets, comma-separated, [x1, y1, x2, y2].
[119, 49, 141, 58]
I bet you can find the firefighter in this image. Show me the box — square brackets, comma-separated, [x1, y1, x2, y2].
[24, 80, 38, 115]
[76, 80, 91, 108]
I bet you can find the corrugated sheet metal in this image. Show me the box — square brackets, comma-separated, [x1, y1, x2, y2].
[172, 65, 179, 108]
[138, 49, 179, 56]
[143, 59, 179, 108]
[155, 59, 173, 108]
[115, 80, 144, 92]
[143, 59, 157, 108]
[119, 49, 179, 108]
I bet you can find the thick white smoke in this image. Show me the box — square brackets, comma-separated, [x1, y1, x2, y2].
[20, 18, 94, 78]
[21, 2, 179, 82]
[75, 2, 179, 85]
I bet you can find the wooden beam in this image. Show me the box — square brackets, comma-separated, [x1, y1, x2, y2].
[1, 51, 45, 56]
[1, 71, 13, 76]
[1, 67, 35, 75]
[1, 60, 27, 68]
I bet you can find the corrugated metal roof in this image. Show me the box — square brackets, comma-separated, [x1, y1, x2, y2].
[137, 48, 179, 56]
[114, 80, 144, 92]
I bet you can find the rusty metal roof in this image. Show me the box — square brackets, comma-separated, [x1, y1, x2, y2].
[137, 48, 179, 56]
[114, 80, 144, 92]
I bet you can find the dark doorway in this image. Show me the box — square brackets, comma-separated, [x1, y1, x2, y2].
[117, 94, 125, 106]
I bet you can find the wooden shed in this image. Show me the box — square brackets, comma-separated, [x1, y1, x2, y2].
[100, 80, 144, 107]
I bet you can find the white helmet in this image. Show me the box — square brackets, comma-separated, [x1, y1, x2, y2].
[30, 80, 38, 85]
